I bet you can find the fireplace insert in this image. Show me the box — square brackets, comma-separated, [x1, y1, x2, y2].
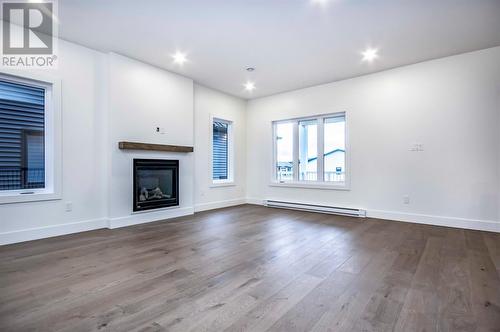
[133, 159, 179, 212]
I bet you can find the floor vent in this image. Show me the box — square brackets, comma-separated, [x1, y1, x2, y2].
[265, 200, 366, 218]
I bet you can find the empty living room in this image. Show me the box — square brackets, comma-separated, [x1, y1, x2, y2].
[1, 0, 500, 331]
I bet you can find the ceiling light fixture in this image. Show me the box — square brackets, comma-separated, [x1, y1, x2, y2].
[244, 81, 255, 92]
[361, 48, 378, 62]
[246, 67, 255, 72]
[310, 0, 330, 7]
[171, 51, 188, 65]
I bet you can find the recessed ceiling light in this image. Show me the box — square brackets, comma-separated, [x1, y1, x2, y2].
[171, 51, 188, 65]
[244, 81, 255, 92]
[361, 48, 378, 62]
[246, 67, 255, 72]
[310, 0, 330, 7]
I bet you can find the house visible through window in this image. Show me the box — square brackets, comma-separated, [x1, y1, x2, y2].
[323, 116, 346, 182]
[0, 79, 46, 191]
[274, 112, 347, 187]
[212, 118, 233, 183]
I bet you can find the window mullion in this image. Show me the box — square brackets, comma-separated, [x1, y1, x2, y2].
[317, 117, 324, 182]
[293, 121, 299, 182]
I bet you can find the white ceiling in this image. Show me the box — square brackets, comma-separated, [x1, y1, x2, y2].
[58, 0, 500, 99]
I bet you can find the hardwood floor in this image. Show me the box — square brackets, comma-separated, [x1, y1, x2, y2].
[1, 204, 499, 331]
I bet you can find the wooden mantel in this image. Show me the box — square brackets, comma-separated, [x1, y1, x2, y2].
[118, 141, 194, 153]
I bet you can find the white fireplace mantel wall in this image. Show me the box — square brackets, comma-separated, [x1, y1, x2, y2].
[106, 53, 196, 228]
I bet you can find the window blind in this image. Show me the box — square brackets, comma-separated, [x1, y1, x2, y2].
[0, 79, 45, 190]
[212, 121, 228, 180]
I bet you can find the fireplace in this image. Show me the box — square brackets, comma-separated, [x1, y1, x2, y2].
[133, 159, 179, 212]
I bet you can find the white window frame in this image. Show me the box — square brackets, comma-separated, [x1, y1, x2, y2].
[271, 112, 350, 191]
[210, 115, 235, 187]
[0, 71, 62, 204]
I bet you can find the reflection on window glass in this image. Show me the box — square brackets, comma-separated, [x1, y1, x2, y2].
[298, 119, 317, 181]
[324, 116, 346, 182]
[275, 122, 293, 181]
[0, 80, 45, 191]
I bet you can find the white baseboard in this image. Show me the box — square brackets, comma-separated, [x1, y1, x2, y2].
[194, 198, 247, 212]
[1, 206, 196, 245]
[4, 202, 497, 246]
[247, 197, 499, 233]
[0, 218, 108, 245]
[245, 197, 266, 205]
[108, 206, 194, 229]
[367, 209, 499, 233]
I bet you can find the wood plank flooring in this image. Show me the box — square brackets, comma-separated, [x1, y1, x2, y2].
[1, 204, 499, 331]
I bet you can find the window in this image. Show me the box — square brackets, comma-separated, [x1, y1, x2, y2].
[275, 121, 293, 182]
[298, 119, 317, 181]
[212, 117, 233, 184]
[0, 73, 60, 203]
[323, 116, 346, 182]
[273, 112, 347, 188]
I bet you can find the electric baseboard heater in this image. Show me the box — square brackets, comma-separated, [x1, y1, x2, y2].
[265, 200, 366, 218]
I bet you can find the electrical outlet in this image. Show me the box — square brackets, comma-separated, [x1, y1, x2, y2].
[155, 126, 166, 134]
[403, 195, 410, 204]
[65, 201, 73, 212]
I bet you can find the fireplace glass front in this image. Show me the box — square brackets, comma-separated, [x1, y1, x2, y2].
[133, 159, 179, 211]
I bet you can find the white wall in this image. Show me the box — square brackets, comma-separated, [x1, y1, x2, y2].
[193, 84, 247, 211]
[106, 54, 195, 228]
[246, 47, 500, 232]
[0, 40, 108, 244]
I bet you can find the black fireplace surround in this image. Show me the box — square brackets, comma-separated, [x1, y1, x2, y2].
[133, 159, 179, 212]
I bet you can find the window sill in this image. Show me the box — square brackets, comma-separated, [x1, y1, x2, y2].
[210, 181, 236, 188]
[269, 181, 350, 191]
[0, 191, 62, 204]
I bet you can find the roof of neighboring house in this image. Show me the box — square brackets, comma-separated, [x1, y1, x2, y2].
[276, 149, 344, 167]
[277, 161, 293, 168]
[308, 148, 345, 163]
